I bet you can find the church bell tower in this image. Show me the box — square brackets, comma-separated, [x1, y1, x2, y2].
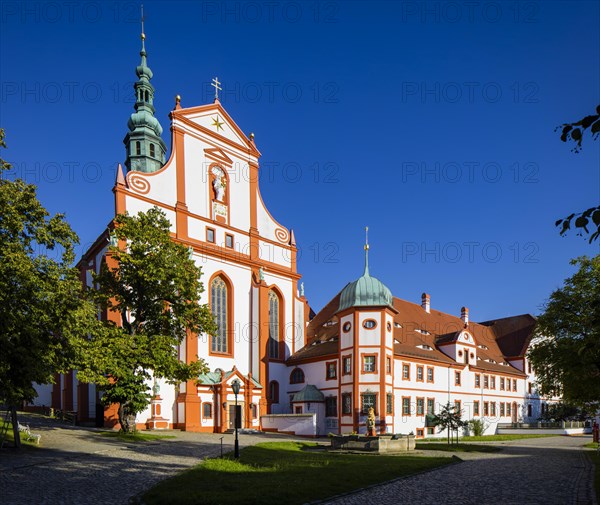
[123, 11, 167, 173]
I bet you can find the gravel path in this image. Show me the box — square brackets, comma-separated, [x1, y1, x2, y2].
[325, 436, 596, 505]
[0, 414, 596, 505]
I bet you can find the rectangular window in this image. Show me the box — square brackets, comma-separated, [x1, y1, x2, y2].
[427, 398, 435, 415]
[225, 233, 234, 248]
[363, 355, 376, 373]
[483, 375, 489, 389]
[500, 402, 505, 417]
[528, 382, 532, 394]
[325, 396, 337, 417]
[500, 377, 505, 390]
[402, 396, 411, 416]
[454, 400, 461, 414]
[342, 356, 351, 375]
[342, 393, 352, 415]
[474, 400, 480, 416]
[490, 376, 496, 389]
[416, 397, 425, 416]
[490, 402, 496, 416]
[527, 404, 532, 417]
[386, 393, 394, 414]
[417, 366, 424, 382]
[326, 362, 337, 380]
[455, 371, 461, 386]
[402, 363, 410, 380]
[203, 403, 212, 419]
[416, 428, 424, 438]
[149, 143, 155, 157]
[484, 402, 489, 416]
[386, 357, 392, 374]
[507, 402, 512, 416]
[427, 427, 434, 435]
[295, 406, 303, 414]
[206, 227, 215, 243]
[475, 374, 480, 388]
[427, 367, 434, 383]
[251, 403, 257, 419]
[513, 379, 517, 392]
[361, 393, 376, 414]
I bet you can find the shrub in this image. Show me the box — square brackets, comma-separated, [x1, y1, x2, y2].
[468, 419, 488, 436]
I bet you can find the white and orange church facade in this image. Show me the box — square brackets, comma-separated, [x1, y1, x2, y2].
[31, 32, 550, 438]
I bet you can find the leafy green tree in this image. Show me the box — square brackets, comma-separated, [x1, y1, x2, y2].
[528, 256, 600, 405]
[76, 208, 216, 432]
[0, 129, 93, 446]
[555, 106, 600, 243]
[431, 403, 468, 444]
[538, 402, 594, 422]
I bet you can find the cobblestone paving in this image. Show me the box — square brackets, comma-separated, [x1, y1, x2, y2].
[0, 413, 300, 505]
[326, 436, 596, 505]
[1, 415, 596, 505]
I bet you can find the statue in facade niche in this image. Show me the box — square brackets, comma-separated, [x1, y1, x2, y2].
[212, 167, 226, 202]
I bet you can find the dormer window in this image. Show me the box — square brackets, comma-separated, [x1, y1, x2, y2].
[478, 344, 488, 350]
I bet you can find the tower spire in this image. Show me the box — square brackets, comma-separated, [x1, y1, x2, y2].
[363, 226, 370, 276]
[123, 6, 167, 173]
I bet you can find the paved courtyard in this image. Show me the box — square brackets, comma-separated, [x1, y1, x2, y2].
[0, 413, 596, 505]
[326, 435, 596, 505]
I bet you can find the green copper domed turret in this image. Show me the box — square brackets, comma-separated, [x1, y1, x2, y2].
[338, 230, 394, 312]
[123, 16, 167, 174]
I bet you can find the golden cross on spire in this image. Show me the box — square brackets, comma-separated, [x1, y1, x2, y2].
[141, 4, 145, 40]
[364, 226, 369, 251]
[211, 77, 222, 100]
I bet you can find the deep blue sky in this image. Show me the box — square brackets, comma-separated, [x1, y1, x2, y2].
[1, 1, 599, 320]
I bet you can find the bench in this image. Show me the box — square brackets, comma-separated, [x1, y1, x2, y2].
[17, 423, 41, 445]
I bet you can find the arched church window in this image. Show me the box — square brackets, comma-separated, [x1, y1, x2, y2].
[290, 368, 305, 384]
[268, 381, 279, 403]
[135, 141, 141, 155]
[268, 290, 281, 359]
[211, 276, 228, 353]
[145, 90, 149, 101]
[150, 143, 155, 157]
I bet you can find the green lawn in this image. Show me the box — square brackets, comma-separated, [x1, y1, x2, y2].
[415, 442, 500, 453]
[419, 434, 559, 442]
[585, 448, 600, 498]
[98, 431, 176, 442]
[584, 442, 600, 449]
[143, 442, 453, 505]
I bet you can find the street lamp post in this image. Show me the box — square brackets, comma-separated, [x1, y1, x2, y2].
[231, 378, 241, 459]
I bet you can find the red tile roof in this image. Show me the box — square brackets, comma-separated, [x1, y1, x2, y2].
[288, 291, 535, 378]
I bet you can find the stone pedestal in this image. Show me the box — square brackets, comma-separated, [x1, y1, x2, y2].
[146, 395, 169, 430]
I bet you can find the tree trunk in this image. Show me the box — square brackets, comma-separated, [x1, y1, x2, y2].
[117, 403, 132, 433]
[11, 407, 21, 449]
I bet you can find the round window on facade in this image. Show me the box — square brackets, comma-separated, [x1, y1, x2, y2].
[363, 319, 377, 329]
[470, 353, 475, 360]
[343, 322, 351, 332]
[458, 350, 463, 357]
[387, 322, 392, 332]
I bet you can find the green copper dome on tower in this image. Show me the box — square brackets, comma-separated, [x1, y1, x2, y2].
[123, 14, 167, 174]
[338, 230, 394, 312]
